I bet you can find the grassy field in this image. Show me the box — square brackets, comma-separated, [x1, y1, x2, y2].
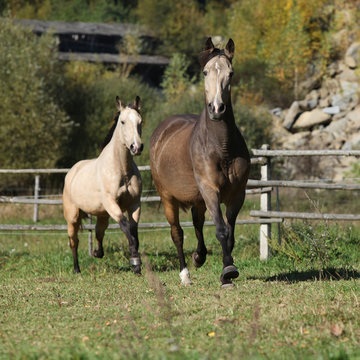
[1, 200, 360, 360]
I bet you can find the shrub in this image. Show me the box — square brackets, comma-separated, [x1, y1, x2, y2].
[0, 18, 71, 175]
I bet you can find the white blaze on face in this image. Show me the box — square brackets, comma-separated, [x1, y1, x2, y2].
[119, 108, 142, 152]
[214, 61, 222, 113]
[129, 110, 142, 149]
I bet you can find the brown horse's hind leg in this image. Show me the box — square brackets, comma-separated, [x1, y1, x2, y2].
[163, 199, 192, 285]
[93, 216, 109, 258]
[191, 204, 207, 268]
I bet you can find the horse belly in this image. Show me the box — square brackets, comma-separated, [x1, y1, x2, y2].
[67, 161, 106, 215]
[150, 116, 202, 205]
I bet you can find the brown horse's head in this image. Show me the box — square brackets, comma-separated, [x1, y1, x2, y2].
[199, 38, 234, 121]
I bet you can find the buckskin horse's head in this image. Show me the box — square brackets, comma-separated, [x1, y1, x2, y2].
[115, 96, 144, 156]
[199, 38, 234, 121]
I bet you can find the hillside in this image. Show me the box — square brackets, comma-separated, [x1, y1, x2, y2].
[271, 42, 360, 180]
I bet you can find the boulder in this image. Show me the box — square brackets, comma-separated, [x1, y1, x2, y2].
[292, 109, 331, 131]
[319, 97, 330, 108]
[338, 68, 359, 82]
[283, 101, 302, 130]
[345, 42, 360, 67]
[347, 106, 360, 125]
[331, 81, 359, 110]
[345, 56, 356, 69]
[280, 131, 311, 149]
[324, 118, 348, 138]
[342, 133, 360, 150]
[322, 106, 340, 115]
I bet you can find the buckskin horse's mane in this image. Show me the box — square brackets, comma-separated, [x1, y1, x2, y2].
[100, 103, 140, 152]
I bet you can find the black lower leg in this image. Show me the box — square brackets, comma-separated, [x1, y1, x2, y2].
[119, 217, 141, 274]
[191, 206, 207, 267]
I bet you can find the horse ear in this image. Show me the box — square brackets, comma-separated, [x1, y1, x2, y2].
[224, 38, 235, 61]
[134, 96, 141, 111]
[204, 37, 215, 51]
[115, 96, 125, 111]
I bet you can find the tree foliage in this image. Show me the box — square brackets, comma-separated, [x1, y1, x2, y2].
[0, 18, 71, 170]
[136, 0, 205, 58]
[4, 0, 138, 22]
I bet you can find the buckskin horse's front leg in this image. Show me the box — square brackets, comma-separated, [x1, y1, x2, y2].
[103, 196, 141, 274]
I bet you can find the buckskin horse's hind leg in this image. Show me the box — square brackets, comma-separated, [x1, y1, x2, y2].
[191, 204, 207, 268]
[163, 198, 192, 285]
[93, 216, 109, 258]
[66, 219, 81, 273]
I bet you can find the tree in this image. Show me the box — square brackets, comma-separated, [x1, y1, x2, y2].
[0, 18, 71, 171]
[136, 0, 205, 58]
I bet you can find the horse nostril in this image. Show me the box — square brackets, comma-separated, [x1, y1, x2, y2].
[139, 144, 144, 152]
[218, 103, 225, 113]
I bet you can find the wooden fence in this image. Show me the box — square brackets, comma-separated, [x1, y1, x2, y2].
[1, 146, 360, 259]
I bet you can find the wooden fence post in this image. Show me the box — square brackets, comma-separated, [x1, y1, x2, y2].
[260, 144, 271, 260]
[33, 175, 40, 222]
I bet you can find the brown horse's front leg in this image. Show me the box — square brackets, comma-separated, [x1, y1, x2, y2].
[200, 187, 239, 286]
[164, 199, 192, 285]
[191, 205, 207, 268]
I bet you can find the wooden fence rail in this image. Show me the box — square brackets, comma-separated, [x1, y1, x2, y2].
[1, 146, 359, 259]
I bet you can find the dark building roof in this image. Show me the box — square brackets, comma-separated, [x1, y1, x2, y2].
[14, 19, 154, 37]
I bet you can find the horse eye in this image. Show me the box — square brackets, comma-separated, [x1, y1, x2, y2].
[121, 121, 125, 125]
[203, 70, 208, 76]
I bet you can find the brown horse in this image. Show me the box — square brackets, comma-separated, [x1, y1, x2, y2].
[150, 38, 250, 286]
[63, 96, 143, 274]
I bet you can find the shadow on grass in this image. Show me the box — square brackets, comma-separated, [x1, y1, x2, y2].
[259, 268, 360, 283]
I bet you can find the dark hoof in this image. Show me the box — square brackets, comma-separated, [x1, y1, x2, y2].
[93, 249, 104, 258]
[192, 252, 206, 268]
[220, 265, 239, 284]
[132, 265, 141, 275]
[73, 268, 81, 274]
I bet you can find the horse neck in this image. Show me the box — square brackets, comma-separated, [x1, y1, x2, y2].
[202, 100, 237, 143]
[103, 126, 133, 175]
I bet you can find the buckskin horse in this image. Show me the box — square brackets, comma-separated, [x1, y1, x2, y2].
[63, 96, 143, 274]
[150, 38, 250, 287]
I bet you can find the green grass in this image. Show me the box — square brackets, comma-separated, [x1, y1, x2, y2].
[1, 209, 360, 360]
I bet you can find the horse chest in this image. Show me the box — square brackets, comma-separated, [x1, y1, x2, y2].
[219, 157, 249, 188]
[115, 175, 140, 203]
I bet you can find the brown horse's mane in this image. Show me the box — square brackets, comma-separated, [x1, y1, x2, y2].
[198, 47, 232, 70]
[100, 103, 140, 152]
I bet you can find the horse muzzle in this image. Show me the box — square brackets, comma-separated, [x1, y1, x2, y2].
[130, 143, 144, 156]
[207, 102, 226, 121]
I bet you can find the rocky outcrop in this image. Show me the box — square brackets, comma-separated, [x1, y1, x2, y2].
[272, 42, 360, 179]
